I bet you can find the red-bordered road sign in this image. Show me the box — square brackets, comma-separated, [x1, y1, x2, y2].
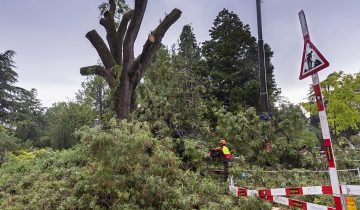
[299, 39, 329, 80]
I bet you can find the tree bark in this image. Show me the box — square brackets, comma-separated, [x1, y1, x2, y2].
[100, 15, 118, 63]
[117, 10, 134, 64]
[80, 0, 181, 119]
[130, 8, 182, 84]
[85, 30, 116, 70]
[80, 65, 115, 88]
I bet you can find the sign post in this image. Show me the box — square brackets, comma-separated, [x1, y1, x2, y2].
[298, 10, 345, 210]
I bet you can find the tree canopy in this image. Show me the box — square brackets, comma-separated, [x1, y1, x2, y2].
[302, 71, 360, 139]
[0, 50, 45, 142]
[202, 9, 278, 112]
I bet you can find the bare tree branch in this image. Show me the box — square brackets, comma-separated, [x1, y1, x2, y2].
[80, 65, 115, 88]
[116, 10, 133, 64]
[85, 30, 116, 70]
[123, 0, 147, 69]
[109, 0, 116, 15]
[154, 9, 182, 37]
[100, 16, 118, 63]
[130, 8, 182, 84]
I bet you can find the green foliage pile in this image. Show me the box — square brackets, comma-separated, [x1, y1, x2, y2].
[0, 147, 88, 209]
[0, 121, 276, 209]
[76, 121, 231, 209]
[3, 113, 352, 209]
[211, 104, 319, 169]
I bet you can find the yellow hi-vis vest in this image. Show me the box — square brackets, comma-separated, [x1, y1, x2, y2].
[222, 146, 230, 154]
[222, 146, 232, 159]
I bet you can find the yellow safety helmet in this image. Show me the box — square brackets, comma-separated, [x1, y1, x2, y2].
[219, 139, 227, 145]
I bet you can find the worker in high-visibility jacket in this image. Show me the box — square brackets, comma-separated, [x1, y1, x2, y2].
[210, 139, 232, 180]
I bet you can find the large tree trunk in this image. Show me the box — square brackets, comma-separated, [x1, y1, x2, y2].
[80, 0, 181, 119]
[116, 73, 132, 119]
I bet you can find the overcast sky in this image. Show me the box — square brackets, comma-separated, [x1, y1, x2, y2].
[1, 0, 359, 108]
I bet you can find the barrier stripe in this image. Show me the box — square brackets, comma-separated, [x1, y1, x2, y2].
[329, 168, 341, 195]
[322, 186, 333, 195]
[313, 84, 324, 111]
[341, 185, 360, 195]
[235, 187, 258, 197]
[260, 195, 336, 210]
[318, 111, 331, 139]
[333, 196, 342, 210]
[324, 139, 335, 168]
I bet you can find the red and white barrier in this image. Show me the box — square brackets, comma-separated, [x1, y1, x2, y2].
[258, 186, 333, 196]
[231, 185, 360, 197]
[230, 186, 335, 209]
[229, 184, 360, 210]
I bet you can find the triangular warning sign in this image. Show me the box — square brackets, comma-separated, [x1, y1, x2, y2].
[299, 39, 329, 80]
